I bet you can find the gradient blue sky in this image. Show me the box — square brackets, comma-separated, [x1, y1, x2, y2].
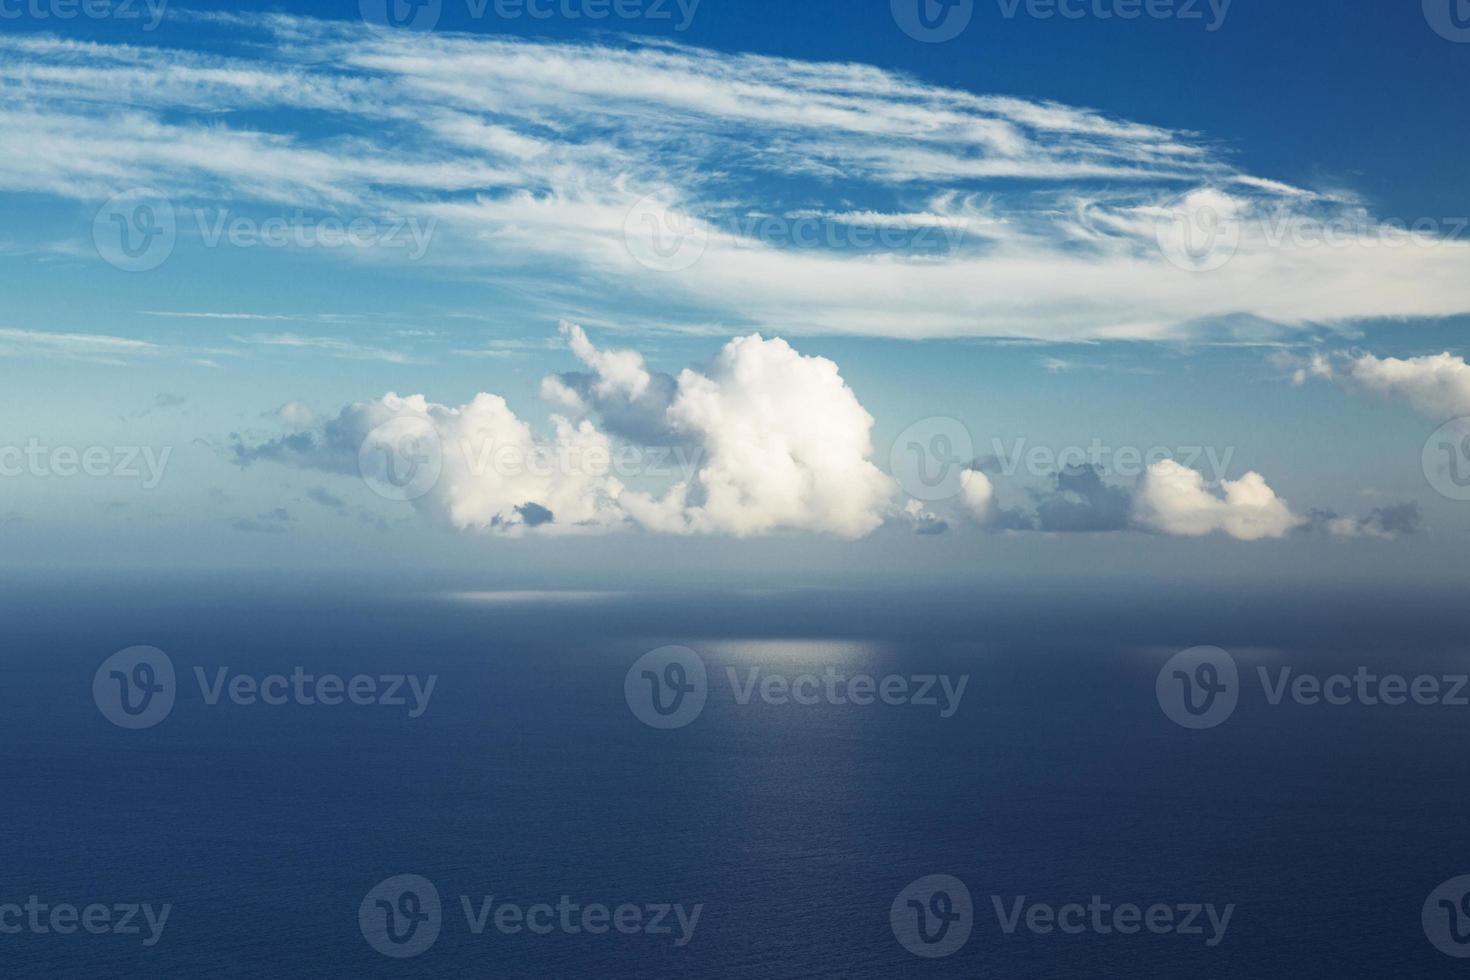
[2, 0, 1468, 588]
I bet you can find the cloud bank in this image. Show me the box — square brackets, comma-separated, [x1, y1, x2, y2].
[226, 325, 1396, 543]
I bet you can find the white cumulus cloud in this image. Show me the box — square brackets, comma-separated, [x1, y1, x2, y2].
[1343, 352, 1470, 420]
[618, 334, 896, 538]
[1131, 460, 1303, 541]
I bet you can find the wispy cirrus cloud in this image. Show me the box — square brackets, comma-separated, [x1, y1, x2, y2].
[232, 333, 419, 364]
[4, 15, 1469, 341]
[0, 327, 160, 362]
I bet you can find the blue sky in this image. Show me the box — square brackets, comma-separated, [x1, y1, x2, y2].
[2, 0, 1468, 587]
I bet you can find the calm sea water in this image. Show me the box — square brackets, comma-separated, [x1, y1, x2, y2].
[0, 578, 1466, 978]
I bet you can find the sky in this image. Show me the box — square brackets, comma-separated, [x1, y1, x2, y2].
[1, 0, 1469, 590]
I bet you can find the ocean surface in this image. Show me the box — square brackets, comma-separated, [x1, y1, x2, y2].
[1, 577, 1466, 978]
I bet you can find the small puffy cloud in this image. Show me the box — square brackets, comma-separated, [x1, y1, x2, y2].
[235, 390, 625, 534]
[1032, 464, 1131, 533]
[1287, 352, 1333, 387]
[959, 469, 995, 523]
[901, 499, 949, 536]
[1132, 460, 1303, 541]
[1344, 352, 1470, 420]
[306, 487, 345, 509]
[1308, 502, 1423, 540]
[1290, 350, 1470, 420]
[278, 400, 321, 431]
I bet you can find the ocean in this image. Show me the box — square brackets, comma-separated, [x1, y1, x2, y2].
[1, 577, 1465, 977]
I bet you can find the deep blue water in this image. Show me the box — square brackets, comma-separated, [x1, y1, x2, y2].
[1, 579, 1467, 978]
